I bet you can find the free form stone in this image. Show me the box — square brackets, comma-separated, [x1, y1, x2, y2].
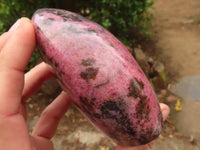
[32, 8, 162, 146]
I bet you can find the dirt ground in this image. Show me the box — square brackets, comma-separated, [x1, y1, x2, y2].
[150, 0, 200, 149]
[150, 0, 200, 79]
[26, 0, 200, 149]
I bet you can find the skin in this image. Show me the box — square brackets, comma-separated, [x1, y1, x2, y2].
[0, 17, 170, 150]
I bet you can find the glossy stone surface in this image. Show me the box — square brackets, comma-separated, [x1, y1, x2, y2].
[32, 8, 162, 146]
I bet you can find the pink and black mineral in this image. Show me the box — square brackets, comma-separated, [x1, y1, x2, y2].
[32, 8, 163, 147]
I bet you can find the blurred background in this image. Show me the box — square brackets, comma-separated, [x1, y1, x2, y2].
[0, 0, 200, 149]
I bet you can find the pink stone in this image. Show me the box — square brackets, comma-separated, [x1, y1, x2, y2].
[32, 8, 162, 146]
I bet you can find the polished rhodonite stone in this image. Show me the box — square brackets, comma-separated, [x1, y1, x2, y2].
[32, 8, 163, 146]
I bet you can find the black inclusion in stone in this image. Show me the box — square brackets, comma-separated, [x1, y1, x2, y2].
[128, 78, 145, 98]
[94, 80, 110, 88]
[79, 96, 95, 108]
[87, 28, 98, 33]
[80, 67, 99, 80]
[36, 26, 41, 31]
[79, 96, 100, 121]
[61, 13, 83, 22]
[79, 96, 93, 117]
[38, 13, 44, 17]
[100, 100, 136, 137]
[55, 62, 59, 68]
[43, 18, 55, 25]
[158, 109, 163, 126]
[139, 125, 161, 145]
[81, 58, 95, 66]
[135, 97, 151, 121]
[45, 9, 83, 22]
[48, 57, 53, 63]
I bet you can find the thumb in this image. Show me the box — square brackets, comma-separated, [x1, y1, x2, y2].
[0, 17, 36, 115]
[0, 17, 36, 71]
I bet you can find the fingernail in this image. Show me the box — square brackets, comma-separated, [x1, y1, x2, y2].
[9, 18, 21, 32]
[21, 17, 31, 23]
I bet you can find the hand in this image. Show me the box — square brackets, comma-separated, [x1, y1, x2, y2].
[0, 18, 170, 150]
[0, 18, 71, 150]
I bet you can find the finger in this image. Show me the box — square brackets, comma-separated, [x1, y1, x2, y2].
[0, 18, 36, 116]
[159, 103, 170, 121]
[22, 62, 54, 102]
[30, 136, 54, 150]
[0, 17, 35, 71]
[32, 92, 71, 139]
[0, 32, 10, 51]
[19, 104, 27, 120]
[0, 18, 18, 50]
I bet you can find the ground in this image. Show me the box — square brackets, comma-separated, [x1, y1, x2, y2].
[150, 0, 200, 149]
[150, 0, 200, 78]
[26, 0, 200, 149]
